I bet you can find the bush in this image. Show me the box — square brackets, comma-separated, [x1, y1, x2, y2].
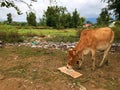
[112, 26, 120, 43]
[0, 30, 24, 43]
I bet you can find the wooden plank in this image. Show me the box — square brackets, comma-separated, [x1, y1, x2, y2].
[58, 66, 82, 78]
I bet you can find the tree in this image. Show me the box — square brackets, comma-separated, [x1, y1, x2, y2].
[72, 9, 81, 28]
[63, 13, 72, 28]
[96, 8, 112, 26]
[102, 0, 120, 20]
[45, 6, 68, 28]
[39, 15, 46, 26]
[0, 0, 57, 15]
[0, 0, 37, 15]
[26, 12, 37, 26]
[7, 13, 12, 24]
[42, 6, 85, 29]
[45, 6, 57, 27]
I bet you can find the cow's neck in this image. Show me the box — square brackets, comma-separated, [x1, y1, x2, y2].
[74, 41, 84, 54]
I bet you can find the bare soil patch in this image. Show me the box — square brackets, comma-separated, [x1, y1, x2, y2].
[0, 46, 120, 90]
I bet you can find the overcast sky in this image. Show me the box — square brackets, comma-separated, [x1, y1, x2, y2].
[0, 0, 107, 22]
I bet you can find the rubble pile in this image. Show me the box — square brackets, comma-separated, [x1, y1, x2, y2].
[3, 36, 120, 52]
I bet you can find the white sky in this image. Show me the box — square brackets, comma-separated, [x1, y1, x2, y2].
[0, 0, 107, 22]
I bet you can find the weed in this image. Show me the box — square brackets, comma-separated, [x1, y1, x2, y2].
[112, 26, 120, 43]
[0, 29, 23, 43]
[0, 62, 30, 78]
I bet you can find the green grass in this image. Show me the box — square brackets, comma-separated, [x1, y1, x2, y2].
[18, 29, 77, 36]
[0, 24, 77, 37]
[0, 24, 78, 43]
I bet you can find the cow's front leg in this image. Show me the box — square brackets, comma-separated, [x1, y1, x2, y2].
[77, 59, 83, 69]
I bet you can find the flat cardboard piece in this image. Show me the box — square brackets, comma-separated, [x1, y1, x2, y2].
[58, 66, 82, 78]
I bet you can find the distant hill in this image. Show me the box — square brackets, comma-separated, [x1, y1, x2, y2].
[86, 18, 97, 24]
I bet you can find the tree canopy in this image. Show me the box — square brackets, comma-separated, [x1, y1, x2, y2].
[26, 12, 37, 26]
[102, 0, 120, 20]
[96, 8, 112, 26]
[0, 0, 37, 15]
[42, 6, 85, 29]
[7, 13, 13, 24]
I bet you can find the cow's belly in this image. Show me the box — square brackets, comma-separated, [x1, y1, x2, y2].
[96, 43, 109, 51]
[83, 49, 91, 55]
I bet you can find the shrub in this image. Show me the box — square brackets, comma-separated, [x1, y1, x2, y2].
[0, 30, 24, 43]
[112, 26, 120, 43]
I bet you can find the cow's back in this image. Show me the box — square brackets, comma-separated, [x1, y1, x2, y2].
[94, 27, 114, 42]
[78, 27, 114, 51]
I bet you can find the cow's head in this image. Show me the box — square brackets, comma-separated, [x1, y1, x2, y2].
[67, 48, 78, 69]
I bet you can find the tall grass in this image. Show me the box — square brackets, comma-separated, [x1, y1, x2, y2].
[112, 26, 120, 43]
[0, 24, 77, 43]
[18, 29, 76, 36]
[0, 29, 24, 43]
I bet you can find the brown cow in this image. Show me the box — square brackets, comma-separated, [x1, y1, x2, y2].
[67, 27, 114, 70]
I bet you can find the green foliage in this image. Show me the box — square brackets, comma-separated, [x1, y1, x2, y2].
[39, 15, 46, 26]
[0, 0, 38, 15]
[0, 0, 22, 15]
[72, 9, 81, 28]
[0, 24, 23, 43]
[45, 6, 67, 28]
[103, 0, 120, 20]
[0, 24, 78, 43]
[26, 12, 37, 26]
[42, 6, 85, 29]
[112, 25, 120, 43]
[7, 13, 12, 24]
[0, 29, 23, 43]
[114, 21, 120, 26]
[96, 8, 112, 26]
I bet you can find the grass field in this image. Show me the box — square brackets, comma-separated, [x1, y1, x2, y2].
[0, 24, 77, 36]
[0, 24, 79, 43]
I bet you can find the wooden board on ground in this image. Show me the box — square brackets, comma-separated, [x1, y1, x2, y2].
[58, 66, 82, 78]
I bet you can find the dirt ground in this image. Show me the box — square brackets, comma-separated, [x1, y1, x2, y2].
[0, 46, 120, 90]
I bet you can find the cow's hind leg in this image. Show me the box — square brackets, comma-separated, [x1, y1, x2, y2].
[99, 45, 111, 67]
[91, 50, 96, 70]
